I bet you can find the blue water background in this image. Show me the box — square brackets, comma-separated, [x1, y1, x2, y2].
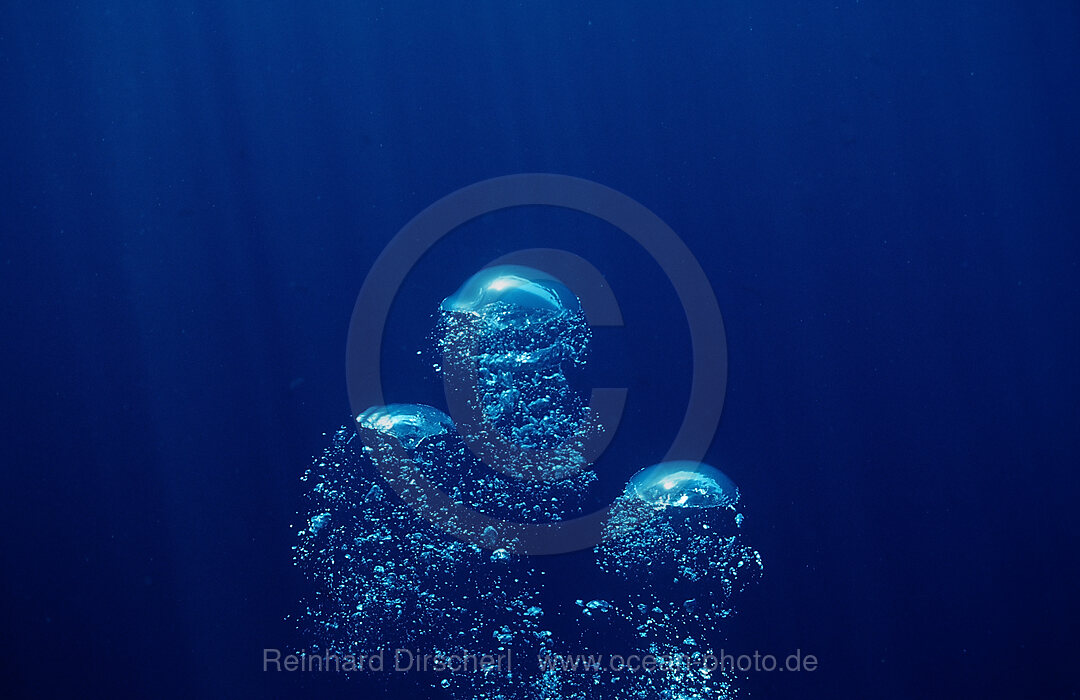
[2, 2, 1078, 698]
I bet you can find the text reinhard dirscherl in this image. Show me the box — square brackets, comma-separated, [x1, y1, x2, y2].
[263, 648, 818, 674]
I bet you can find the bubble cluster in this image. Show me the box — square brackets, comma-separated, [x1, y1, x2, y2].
[593, 461, 763, 699]
[435, 265, 598, 480]
[357, 402, 595, 538]
[296, 266, 763, 700]
[599, 461, 762, 592]
[293, 426, 556, 699]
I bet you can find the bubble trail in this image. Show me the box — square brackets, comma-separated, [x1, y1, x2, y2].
[293, 426, 557, 699]
[589, 461, 764, 699]
[436, 264, 599, 483]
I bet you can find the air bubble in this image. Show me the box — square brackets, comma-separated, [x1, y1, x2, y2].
[355, 403, 454, 451]
[440, 264, 581, 318]
[629, 461, 740, 509]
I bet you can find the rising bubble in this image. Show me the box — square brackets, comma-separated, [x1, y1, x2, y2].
[629, 460, 740, 509]
[440, 264, 582, 318]
[355, 403, 454, 451]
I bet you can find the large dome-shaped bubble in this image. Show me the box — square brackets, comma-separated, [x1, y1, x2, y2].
[629, 461, 740, 508]
[356, 403, 454, 451]
[440, 265, 582, 316]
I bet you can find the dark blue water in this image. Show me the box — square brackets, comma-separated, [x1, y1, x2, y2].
[2, 2, 1078, 698]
